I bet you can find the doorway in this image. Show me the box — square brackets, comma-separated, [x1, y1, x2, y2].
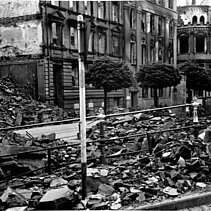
[53, 64, 63, 107]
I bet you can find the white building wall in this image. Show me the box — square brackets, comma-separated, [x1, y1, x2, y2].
[0, 0, 40, 18]
[0, 20, 43, 57]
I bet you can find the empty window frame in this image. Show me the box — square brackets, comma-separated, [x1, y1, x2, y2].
[179, 35, 189, 53]
[70, 27, 78, 49]
[98, 1, 106, 19]
[98, 31, 106, 54]
[169, 19, 174, 38]
[112, 35, 120, 55]
[150, 14, 155, 34]
[112, 2, 119, 22]
[130, 9, 136, 29]
[150, 46, 155, 62]
[88, 31, 94, 52]
[141, 44, 147, 64]
[130, 41, 136, 64]
[158, 17, 164, 36]
[141, 12, 146, 32]
[158, 38, 163, 61]
[51, 22, 62, 46]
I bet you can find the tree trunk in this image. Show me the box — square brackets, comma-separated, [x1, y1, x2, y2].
[154, 88, 159, 108]
[104, 88, 107, 115]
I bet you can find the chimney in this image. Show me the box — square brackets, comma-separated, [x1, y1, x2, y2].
[192, 0, 196, 4]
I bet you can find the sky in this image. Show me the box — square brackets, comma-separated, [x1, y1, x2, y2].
[177, 0, 207, 6]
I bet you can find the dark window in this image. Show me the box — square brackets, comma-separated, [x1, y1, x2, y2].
[130, 9, 136, 29]
[150, 14, 155, 34]
[196, 34, 205, 53]
[141, 44, 146, 64]
[159, 88, 163, 97]
[169, 0, 173, 9]
[141, 12, 146, 32]
[158, 17, 164, 36]
[200, 16, 205, 25]
[180, 35, 189, 53]
[90, 1, 94, 16]
[142, 88, 148, 98]
[192, 16, 197, 24]
[169, 20, 174, 38]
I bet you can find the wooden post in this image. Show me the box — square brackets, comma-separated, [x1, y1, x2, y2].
[77, 15, 87, 200]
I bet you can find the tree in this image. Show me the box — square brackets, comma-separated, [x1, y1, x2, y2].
[86, 58, 134, 114]
[178, 61, 211, 103]
[137, 62, 181, 107]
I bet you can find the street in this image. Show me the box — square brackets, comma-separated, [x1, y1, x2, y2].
[14, 119, 102, 143]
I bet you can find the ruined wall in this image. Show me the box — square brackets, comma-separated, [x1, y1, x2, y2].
[0, 0, 40, 18]
[0, 20, 42, 57]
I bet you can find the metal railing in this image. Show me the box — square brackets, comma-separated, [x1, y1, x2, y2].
[0, 103, 204, 187]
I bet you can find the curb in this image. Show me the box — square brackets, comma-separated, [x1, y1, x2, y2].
[135, 191, 211, 210]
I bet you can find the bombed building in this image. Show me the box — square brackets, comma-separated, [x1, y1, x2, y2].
[0, 0, 180, 113]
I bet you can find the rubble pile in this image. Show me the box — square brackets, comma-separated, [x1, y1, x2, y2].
[1, 111, 211, 210]
[0, 76, 69, 127]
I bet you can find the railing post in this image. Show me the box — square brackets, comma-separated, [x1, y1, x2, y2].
[192, 96, 200, 140]
[97, 108, 106, 164]
[99, 121, 106, 164]
[47, 148, 51, 174]
[147, 133, 153, 154]
[77, 122, 81, 140]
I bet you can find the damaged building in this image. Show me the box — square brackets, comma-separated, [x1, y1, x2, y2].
[0, 0, 179, 113]
[177, 0, 211, 100]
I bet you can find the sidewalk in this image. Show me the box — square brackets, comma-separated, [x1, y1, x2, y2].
[135, 191, 211, 210]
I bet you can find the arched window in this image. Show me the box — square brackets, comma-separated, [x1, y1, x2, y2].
[180, 35, 189, 53]
[196, 33, 205, 53]
[200, 16, 205, 25]
[192, 16, 197, 24]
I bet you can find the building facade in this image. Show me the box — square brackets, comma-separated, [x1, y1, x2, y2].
[123, 0, 180, 109]
[177, 0, 211, 100]
[0, 0, 126, 114]
[0, 0, 180, 113]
